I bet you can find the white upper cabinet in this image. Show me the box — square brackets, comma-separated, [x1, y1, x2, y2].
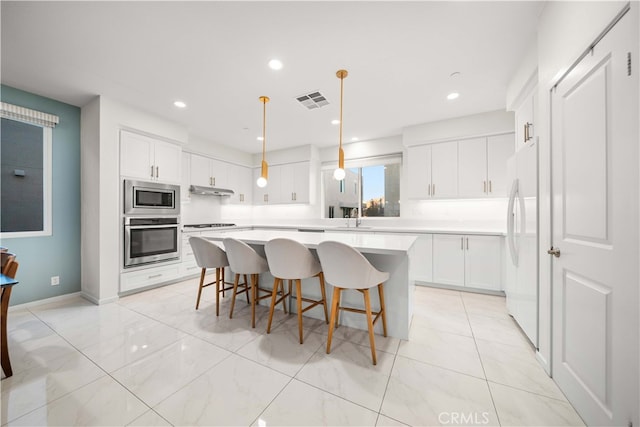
[253, 162, 311, 205]
[280, 162, 310, 203]
[227, 163, 252, 204]
[431, 142, 458, 198]
[458, 134, 514, 198]
[408, 133, 513, 200]
[180, 152, 191, 201]
[120, 130, 181, 184]
[407, 142, 457, 199]
[407, 144, 432, 199]
[190, 154, 229, 188]
[486, 133, 514, 197]
[458, 138, 488, 197]
[515, 87, 537, 152]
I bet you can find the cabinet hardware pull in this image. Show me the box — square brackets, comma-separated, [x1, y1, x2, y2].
[524, 123, 528, 142]
[489, 180, 492, 193]
[483, 181, 487, 193]
[213, 177, 216, 186]
[461, 237, 464, 250]
[428, 184, 431, 196]
[466, 237, 469, 250]
[148, 273, 162, 279]
[156, 166, 159, 178]
[151, 165, 155, 178]
[433, 184, 435, 195]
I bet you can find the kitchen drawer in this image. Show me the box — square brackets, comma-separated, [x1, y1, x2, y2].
[120, 264, 181, 292]
[180, 260, 200, 276]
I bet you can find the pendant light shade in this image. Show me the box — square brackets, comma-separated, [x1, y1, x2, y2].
[257, 96, 269, 188]
[334, 69, 348, 181]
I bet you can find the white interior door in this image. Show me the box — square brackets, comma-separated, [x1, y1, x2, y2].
[551, 8, 638, 426]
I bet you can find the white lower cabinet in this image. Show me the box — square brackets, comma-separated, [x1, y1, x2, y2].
[432, 234, 502, 291]
[120, 263, 181, 293]
[180, 232, 200, 277]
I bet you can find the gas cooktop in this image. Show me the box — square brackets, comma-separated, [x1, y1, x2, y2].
[183, 223, 236, 228]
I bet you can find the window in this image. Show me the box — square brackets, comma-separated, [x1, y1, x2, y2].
[0, 102, 57, 237]
[323, 156, 401, 218]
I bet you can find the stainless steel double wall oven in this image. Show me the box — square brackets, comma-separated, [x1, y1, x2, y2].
[123, 179, 181, 268]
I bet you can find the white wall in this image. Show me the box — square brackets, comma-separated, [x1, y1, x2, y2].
[402, 109, 513, 146]
[535, 0, 629, 376]
[186, 134, 253, 167]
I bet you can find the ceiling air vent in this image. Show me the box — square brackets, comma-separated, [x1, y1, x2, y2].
[295, 91, 329, 110]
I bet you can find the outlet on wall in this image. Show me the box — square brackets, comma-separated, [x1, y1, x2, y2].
[51, 276, 60, 286]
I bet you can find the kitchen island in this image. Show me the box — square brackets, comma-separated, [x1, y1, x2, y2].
[203, 229, 418, 339]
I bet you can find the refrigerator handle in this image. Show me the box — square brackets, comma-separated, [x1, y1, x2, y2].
[507, 179, 519, 266]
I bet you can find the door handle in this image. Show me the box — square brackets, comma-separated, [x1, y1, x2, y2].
[547, 247, 561, 258]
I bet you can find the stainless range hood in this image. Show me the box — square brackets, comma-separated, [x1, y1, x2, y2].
[189, 185, 235, 196]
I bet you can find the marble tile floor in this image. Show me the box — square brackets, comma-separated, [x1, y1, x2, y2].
[1, 278, 585, 426]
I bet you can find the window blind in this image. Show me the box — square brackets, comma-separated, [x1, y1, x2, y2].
[0, 102, 59, 128]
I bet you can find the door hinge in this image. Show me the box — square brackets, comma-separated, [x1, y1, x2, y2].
[627, 52, 632, 76]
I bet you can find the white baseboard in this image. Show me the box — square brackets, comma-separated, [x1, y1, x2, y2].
[81, 292, 119, 305]
[8, 291, 83, 312]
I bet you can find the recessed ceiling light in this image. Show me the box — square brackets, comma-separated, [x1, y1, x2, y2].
[268, 59, 283, 70]
[351, 137, 359, 142]
[331, 119, 340, 125]
[173, 100, 187, 108]
[257, 136, 264, 141]
[447, 92, 460, 100]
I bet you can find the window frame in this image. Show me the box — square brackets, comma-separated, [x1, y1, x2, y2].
[321, 154, 402, 219]
[0, 117, 53, 238]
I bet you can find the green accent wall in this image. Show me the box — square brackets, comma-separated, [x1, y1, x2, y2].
[1, 85, 81, 305]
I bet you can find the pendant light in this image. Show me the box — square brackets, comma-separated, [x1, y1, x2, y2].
[257, 96, 270, 188]
[333, 69, 348, 181]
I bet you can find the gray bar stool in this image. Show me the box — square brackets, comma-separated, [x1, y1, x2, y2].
[189, 236, 233, 316]
[317, 240, 389, 365]
[223, 238, 273, 328]
[264, 238, 329, 344]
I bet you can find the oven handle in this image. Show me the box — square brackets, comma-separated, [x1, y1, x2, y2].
[125, 224, 178, 229]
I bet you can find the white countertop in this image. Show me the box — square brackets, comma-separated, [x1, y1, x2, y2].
[183, 223, 505, 236]
[202, 229, 418, 255]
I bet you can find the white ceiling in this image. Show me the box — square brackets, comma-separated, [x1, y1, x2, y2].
[1, 1, 543, 153]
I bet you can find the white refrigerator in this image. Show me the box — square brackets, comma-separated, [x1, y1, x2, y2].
[505, 140, 538, 346]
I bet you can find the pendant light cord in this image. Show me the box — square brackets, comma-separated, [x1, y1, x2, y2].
[262, 97, 267, 161]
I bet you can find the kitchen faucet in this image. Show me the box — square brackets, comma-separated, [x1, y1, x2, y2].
[351, 208, 362, 227]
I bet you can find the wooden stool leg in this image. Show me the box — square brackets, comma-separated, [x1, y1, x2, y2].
[326, 287, 341, 354]
[195, 267, 206, 310]
[296, 279, 304, 344]
[251, 274, 258, 328]
[363, 289, 377, 365]
[215, 268, 221, 316]
[280, 280, 288, 314]
[244, 274, 250, 304]
[229, 273, 240, 319]
[378, 283, 388, 337]
[221, 268, 226, 297]
[1, 286, 13, 377]
[318, 272, 329, 324]
[334, 286, 342, 329]
[267, 278, 280, 333]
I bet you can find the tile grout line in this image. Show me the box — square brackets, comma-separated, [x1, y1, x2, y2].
[460, 292, 503, 427]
